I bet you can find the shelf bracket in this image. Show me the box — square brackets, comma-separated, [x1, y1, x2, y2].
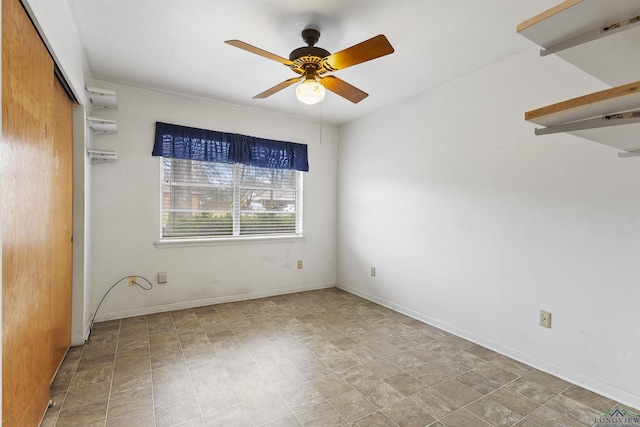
[87, 116, 118, 134]
[87, 148, 118, 163]
[540, 14, 640, 57]
[86, 86, 118, 109]
[534, 110, 640, 135]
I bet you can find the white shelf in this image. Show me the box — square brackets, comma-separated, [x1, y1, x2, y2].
[85, 87, 118, 161]
[525, 81, 640, 154]
[526, 81, 640, 126]
[86, 86, 118, 109]
[517, 0, 640, 86]
[87, 116, 117, 134]
[87, 148, 118, 163]
[519, 0, 640, 156]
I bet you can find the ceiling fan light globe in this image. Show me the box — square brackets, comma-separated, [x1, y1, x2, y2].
[296, 80, 325, 105]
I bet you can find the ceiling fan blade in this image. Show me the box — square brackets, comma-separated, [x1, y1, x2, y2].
[225, 39, 294, 66]
[253, 77, 302, 99]
[322, 35, 394, 72]
[320, 75, 368, 103]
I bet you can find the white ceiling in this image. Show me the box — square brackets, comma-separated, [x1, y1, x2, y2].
[64, 0, 558, 126]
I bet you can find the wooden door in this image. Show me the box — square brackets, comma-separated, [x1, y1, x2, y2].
[2, 0, 74, 424]
[50, 77, 74, 380]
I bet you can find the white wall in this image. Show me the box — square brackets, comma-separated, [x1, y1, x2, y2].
[337, 49, 640, 409]
[88, 82, 338, 323]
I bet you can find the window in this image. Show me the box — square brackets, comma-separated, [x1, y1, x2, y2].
[161, 158, 303, 239]
[153, 122, 308, 241]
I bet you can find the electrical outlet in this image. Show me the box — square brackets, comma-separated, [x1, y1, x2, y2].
[297, 260, 302, 269]
[371, 267, 376, 277]
[158, 272, 167, 284]
[539, 310, 552, 328]
[128, 276, 136, 286]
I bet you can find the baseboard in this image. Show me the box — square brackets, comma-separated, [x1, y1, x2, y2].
[92, 282, 336, 323]
[337, 282, 640, 410]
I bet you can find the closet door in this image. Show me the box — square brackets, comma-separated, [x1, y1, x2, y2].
[1, 0, 72, 424]
[50, 77, 74, 380]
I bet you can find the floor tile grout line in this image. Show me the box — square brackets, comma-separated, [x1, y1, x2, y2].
[146, 317, 158, 427]
[171, 311, 209, 427]
[217, 296, 306, 426]
[255, 296, 329, 426]
[48, 345, 81, 425]
[234, 295, 348, 426]
[250, 297, 310, 427]
[282, 294, 363, 426]
[191, 307, 216, 427]
[327, 335, 529, 425]
[457, 368, 590, 427]
[273, 387, 307, 427]
[100, 319, 120, 427]
[312, 303, 412, 425]
[102, 318, 120, 426]
[208, 303, 260, 427]
[346, 404, 402, 427]
[525, 382, 597, 427]
[444, 371, 533, 427]
[323, 296, 497, 425]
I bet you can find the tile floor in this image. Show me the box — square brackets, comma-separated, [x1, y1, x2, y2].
[42, 288, 637, 427]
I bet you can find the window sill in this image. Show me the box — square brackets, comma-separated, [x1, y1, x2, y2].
[153, 234, 306, 248]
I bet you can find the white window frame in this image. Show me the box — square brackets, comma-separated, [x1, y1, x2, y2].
[155, 159, 304, 247]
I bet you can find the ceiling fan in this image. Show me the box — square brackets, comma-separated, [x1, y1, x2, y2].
[225, 29, 394, 105]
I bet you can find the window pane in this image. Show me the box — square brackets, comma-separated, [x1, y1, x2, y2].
[163, 157, 235, 186]
[238, 164, 297, 213]
[161, 159, 301, 239]
[240, 212, 296, 235]
[238, 164, 296, 190]
[239, 189, 296, 212]
[163, 212, 233, 237]
[163, 185, 233, 211]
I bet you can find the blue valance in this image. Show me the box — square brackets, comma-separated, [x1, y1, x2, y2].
[152, 122, 309, 172]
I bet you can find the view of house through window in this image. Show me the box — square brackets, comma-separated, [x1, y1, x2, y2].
[162, 158, 302, 239]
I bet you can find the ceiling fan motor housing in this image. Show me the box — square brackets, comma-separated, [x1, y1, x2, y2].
[289, 29, 328, 59]
[302, 28, 320, 45]
[289, 46, 330, 62]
